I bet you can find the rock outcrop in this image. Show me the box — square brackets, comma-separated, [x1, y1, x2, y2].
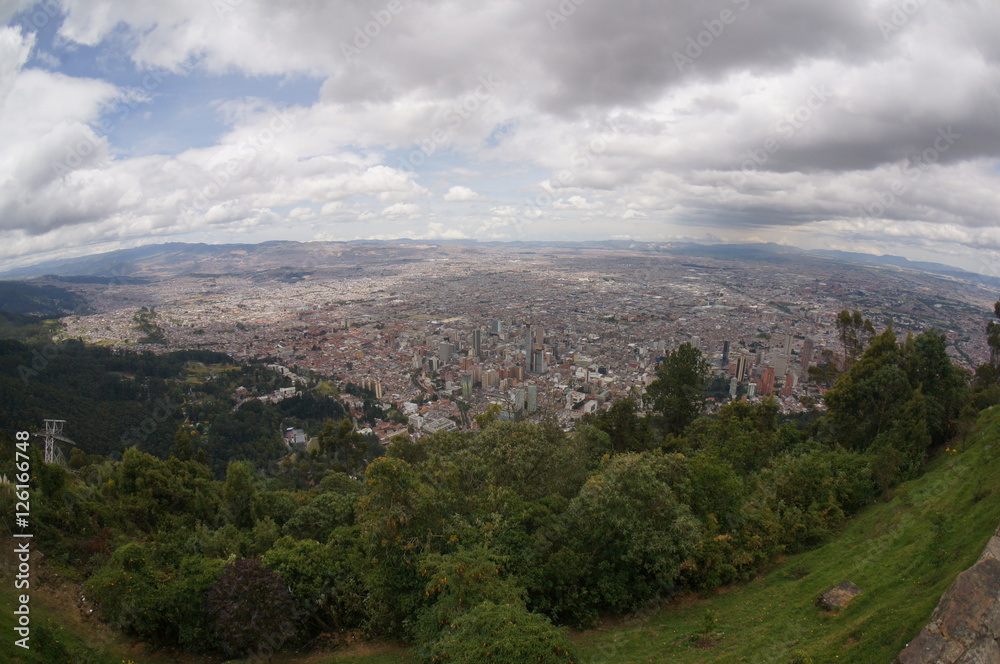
[893, 525, 1000, 664]
[817, 581, 863, 611]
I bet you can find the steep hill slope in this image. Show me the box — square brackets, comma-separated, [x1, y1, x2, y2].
[3, 406, 1000, 664]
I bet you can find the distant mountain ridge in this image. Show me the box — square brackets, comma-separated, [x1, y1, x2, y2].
[3, 240, 998, 289]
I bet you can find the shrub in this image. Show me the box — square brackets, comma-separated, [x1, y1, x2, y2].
[206, 559, 298, 658]
[425, 601, 574, 664]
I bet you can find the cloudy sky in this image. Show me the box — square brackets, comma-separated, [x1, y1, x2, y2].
[1, 0, 999, 273]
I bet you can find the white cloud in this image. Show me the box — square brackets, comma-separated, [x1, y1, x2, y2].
[442, 185, 484, 202]
[0, 0, 996, 270]
[382, 202, 420, 217]
[553, 195, 603, 210]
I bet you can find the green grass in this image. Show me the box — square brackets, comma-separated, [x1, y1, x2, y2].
[3, 408, 1000, 664]
[568, 406, 1000, 664]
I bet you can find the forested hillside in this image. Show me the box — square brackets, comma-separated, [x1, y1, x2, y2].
[0, 339, 356, 474]
[2, 306, 1000, 663]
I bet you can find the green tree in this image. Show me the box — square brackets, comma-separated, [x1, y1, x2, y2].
[173, 426, 194, 461]
[356, 457, 449, 635]
[263, 535, 365, 634]
[900, 329, 967, 445]
[425, 601, 574, 664]
[822, 327, 911, 451]
[835, 309, 876, 369]
[988, 300, 1000, 369]
[467, 420, 588, 500]
[206, 559, 298, 659]
[222, 460, 259, 529]
[646, 342, 710, 436]
[86, 542, 223, 650]
[540, 452, 702, 625]
[412, 545, 525, 648]
[318, 418, 367, 474]
[687, 398, 783, 474]
[584, 397, 654, 453]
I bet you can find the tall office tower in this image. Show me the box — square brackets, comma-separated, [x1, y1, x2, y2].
[784, 333, 793, 357]
[760, 366, 776, 396]
[472, 329, 482, 359]
[801, 337, 814, 371]
[746, 383, 757, 398]
[515, 388, 526, 412]
[526, 385, 538, 413]
[729, 377, 738, 399]
[532, 347, 546, 374]
[534, 326, 545, 347]
[438, 341, 452, 364]
[735, 354, 750, 382]
[691, 335, 701, 350]
[722, 340, 730, 367]
[524, 324, 534, 372]
[491, 318, 503, 335]
[774, 354, 788, 377]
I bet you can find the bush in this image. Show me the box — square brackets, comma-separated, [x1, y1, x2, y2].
[425, 601, 574, 664]
[85, 542, 223, 651]
[206, 559, 298, 658]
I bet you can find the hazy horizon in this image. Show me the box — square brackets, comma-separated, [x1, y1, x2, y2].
[2, 1, 998, 276]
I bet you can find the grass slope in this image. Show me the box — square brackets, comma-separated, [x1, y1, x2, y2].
[568, 406, 1000, 664]
[3, 408, 999, 664]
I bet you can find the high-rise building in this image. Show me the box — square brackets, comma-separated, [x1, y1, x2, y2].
[524, 324, 534, 372]
[438, 341, 453, 364]
[691, 335, 700, 350]
[760, 366, 776, 396]
[774, 354, 788, 377]
[722, 340, 730, 367]
[784, 333, 793, 357]
[526, 385, 538, 413]
[735, 354, 750, 382]
[801, 337, 814, 371]
[491, 318, 503, 335]
[472, 329, 482, 359]
[525, 323, 546, 374]
[746, 383, 757, 398]
[532, 348, 546, 374]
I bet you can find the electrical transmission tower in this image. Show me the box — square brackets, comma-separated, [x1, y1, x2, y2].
[43, 419, 66, 464]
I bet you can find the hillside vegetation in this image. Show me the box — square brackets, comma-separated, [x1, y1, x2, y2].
[2, 308, 1000, 664]
[3, 406, 999, 664]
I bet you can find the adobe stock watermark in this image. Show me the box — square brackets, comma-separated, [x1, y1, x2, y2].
[392, 74, 505, 176]
[17, 0, 59, 31]
[181, 107, 295, 212]
[506, 116, 623, 235]
[119, 397, 181, 449]
[853, 127, 960, 221]
[17, 339, 72, 385]
[546, 0, 588, 31]
[51, 70, 170, 177]
[673, 0, 752, 73]
[877, 0, 928, 40]
[214, 0, 249, 20]
[730, 85, 832, 189]
[340, 0, 411, 63]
